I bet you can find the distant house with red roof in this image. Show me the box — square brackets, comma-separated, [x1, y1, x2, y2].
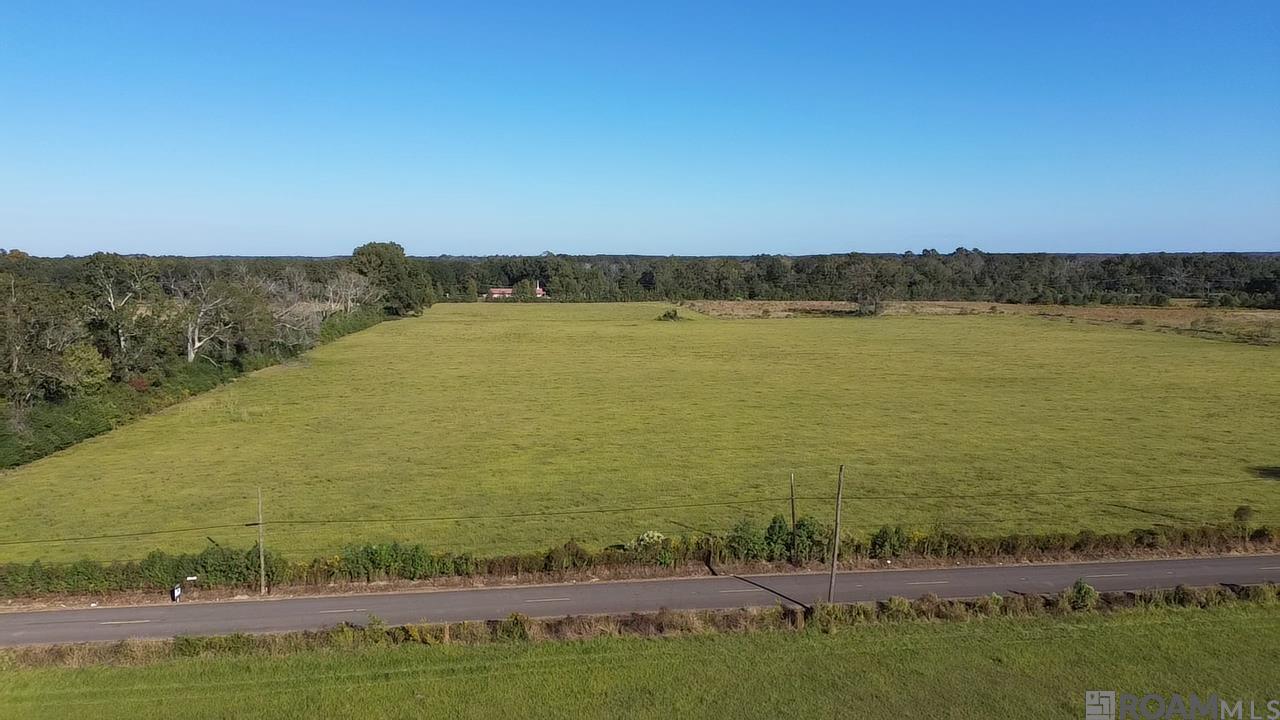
[484, 281, 546, 300]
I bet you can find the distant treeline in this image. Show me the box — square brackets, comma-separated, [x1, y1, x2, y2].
[0, 242, 426, 466]
[419, 250, 1280, 307]
[12, 248, 1279, 309]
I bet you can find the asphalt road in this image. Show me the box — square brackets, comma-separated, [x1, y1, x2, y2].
[2, 555, 1277, 646]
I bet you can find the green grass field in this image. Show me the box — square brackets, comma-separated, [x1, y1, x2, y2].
[2, 606, 1275, 719]
[1, 302, 1277, 563]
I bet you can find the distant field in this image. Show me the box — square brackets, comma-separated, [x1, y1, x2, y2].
[690, 298, 1280, 344]
[2, 607, 1275, 719]
[0, 302, 1277, 563]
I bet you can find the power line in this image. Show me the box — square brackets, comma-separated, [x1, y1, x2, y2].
[255, 478, 1256, 527]
[792, 478, 1256, 502]
[0, 523, 250, 548]
[12, 509, 1238, 564]
[257, 497, 789, 527]
[0, 478, 1262, 549]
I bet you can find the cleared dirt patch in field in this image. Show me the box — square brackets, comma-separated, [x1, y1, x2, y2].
[684, 300, 863, 318]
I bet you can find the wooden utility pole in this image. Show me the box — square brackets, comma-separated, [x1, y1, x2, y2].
[257, 487, 266, 596]
[789, 473, 797, 531]
[827, 465, 845, 603]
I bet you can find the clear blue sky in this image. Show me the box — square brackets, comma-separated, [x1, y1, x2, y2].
[2, 1, 1277, 257]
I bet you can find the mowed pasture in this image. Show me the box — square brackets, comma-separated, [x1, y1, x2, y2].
[2, 607, 1275, 719]
[1, 302, 1277, 563]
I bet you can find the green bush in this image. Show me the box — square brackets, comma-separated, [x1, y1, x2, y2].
[763, 515, 790, 562]
[726, 519, 766, 561]
[869, 525, 908, 559]
[911, 593, 947, 620]
[1199, 586, 1231, 608]
[495, 614, 533, 642]
[1068, 579, 1100, 611]
[791, 516, 827, 563]
[402, 623, 438, 644]
[808, 602, 859, 634]
[362, 615, 391, 644]
[973, 593, 1003, 617]
[881, 596, 915, 622]
[319, 308, 386, 343]
[1171, 584, 1203, 607]
[1002, 593, 1047, 617]
[1132, 588, 1162, 608]
[1238, 584, 1277, 605]
[544, 540, 591, 572]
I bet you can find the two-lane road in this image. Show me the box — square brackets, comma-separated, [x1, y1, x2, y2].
[2, 555, 1277, 646]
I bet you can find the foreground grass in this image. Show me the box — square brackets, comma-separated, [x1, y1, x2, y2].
[1, 302, 1277, 562]
[1, 606, 1275, 719]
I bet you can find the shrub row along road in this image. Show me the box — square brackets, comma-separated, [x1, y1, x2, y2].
[2, 556, 1277, 646]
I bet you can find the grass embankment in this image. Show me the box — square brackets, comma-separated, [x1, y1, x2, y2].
[1, 302, 1277, 563]
[1, 604, 1276, 719]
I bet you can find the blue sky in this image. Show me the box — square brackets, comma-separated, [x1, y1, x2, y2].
[2, 1, 1277, 257]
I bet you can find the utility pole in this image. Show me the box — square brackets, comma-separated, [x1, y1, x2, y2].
[827, 464, 844, 603]
[789, 473, 797, 531]
[257, 486, 264, 594]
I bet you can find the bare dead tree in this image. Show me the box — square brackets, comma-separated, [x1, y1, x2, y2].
[238, 266, 326, 349]
[82, 254, 153, 356]
[166, 272, 233, 363]
[324, 270, 380, 315]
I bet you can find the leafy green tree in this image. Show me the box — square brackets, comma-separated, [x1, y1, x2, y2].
[512, 279, 538, 301]
[0, 275, 86, 418]
[351, 242, 431, 315]
[60, 343, 111, 393]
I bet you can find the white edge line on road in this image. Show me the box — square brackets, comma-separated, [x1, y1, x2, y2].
[523, 597, 571, 603]
[1083, 574, 1129, 578]
[100, 620, 150, 625]
[1259, 566, 1280, 570]
[905, 581, 949, 586]
[317, 609, 367, 614]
